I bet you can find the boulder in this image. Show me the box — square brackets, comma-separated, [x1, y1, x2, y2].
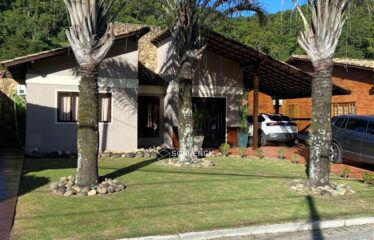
[64, 190, 74, 197]
[144, 152, 151, 158]
[97, 186, 107, 194]
[111, 152, 122, 158]
[59, 176, 68, 182]
[72, 185, 82, 193]
[125, 152, 136, 158]
[135, 151, 145, 158]
[107, 186, 115, 193]
[49, 182, 58, 190]
[81, 186, 90, 193]
[87, 190, 97, 196]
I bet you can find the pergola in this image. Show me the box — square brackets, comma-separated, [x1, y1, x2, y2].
[153, 29, 351, 149]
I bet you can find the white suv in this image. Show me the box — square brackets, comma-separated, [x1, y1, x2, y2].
[248, 114, 298, 146]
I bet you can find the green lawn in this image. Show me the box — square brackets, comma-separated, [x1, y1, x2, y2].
[12, 157, 374, 240]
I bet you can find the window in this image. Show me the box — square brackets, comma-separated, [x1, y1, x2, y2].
[57, 92, 111, 123]
[367, 122, 374, 135]
[332, 102, 355, 117]
[138, 96, 160, 138]
[99, 93, 112, 123]
[333, 117, 346, 128]
[345, 118, 368, 133]
[57, 92, 79, 122]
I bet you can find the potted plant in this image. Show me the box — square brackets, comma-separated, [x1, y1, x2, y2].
[237, 91, 249, 148]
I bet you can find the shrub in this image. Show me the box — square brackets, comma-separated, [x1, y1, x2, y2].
[291, 153, 300, 164]
[362, 172, 373, 184]
[255, 148, 264, 159]
[219, 143, 230, 157]
[341, 167, 351, 178]
[239, 147, 247, 158]
[277, 148, 287, 160]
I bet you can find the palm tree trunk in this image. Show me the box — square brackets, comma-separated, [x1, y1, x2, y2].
[76, 64, 99, 186]
[178, 61, 195, 163]
[308, 59, 333, 187]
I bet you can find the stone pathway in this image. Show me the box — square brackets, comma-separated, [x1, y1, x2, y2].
[0, 148, 23, 240]
[217, 224, 374, 240]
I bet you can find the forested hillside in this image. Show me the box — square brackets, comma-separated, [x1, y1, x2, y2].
[0, 0, 372, 61]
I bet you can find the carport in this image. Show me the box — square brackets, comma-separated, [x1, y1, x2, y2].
[204, 30, 350, 149]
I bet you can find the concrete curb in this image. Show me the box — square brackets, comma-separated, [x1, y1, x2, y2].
[120, 217, 374, 240]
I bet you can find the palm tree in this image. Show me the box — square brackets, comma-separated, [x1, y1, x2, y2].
[294, 0, 349, 187]
[64, 0, 117, 186]
[159, 0, 265, 163]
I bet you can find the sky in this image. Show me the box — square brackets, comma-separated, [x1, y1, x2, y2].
[259, 0, 297, 14]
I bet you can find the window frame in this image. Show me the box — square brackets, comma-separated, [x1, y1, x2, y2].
[331, 102, 356, 117]
[56, 90, 113, 124]
[344, 118, 368, 133]
[138, 95, 161, 138]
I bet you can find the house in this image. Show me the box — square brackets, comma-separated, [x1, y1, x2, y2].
[0, 24, 350, 154]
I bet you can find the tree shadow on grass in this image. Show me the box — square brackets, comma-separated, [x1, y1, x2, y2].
[102, 158, 159, 180]
[22, 158, 77, 174]
[306, 195, 324, 240]
[17, 175, 50, 197]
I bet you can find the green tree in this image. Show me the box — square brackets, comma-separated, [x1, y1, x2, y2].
[64, 0, 119, 186]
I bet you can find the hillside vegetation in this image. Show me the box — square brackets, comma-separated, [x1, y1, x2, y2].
[0, 0, 372, 61]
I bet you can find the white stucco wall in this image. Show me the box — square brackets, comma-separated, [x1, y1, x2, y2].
[156, 39, 244, 147]
[25, 39, 139, 153]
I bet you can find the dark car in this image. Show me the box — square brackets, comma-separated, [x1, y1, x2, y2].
[330, 115, 374, 164]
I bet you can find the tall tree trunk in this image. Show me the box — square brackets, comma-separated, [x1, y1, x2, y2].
[178, 61, 195, 163]
[76, 65, 99, 186]
[308, 59, 333, 187]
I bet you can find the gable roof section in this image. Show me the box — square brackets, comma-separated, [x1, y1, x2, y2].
[287, 55, 374, 71]
[152, 29, 350, 99]
[1, 27, 150, 80]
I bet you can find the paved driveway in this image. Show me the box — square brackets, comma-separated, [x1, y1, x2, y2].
[0, 148, 23, 240]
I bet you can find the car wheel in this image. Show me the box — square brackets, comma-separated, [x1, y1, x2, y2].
[260, 132, 267, 146]
[286, 140, 295, 147]
[330, 142, 342, 163]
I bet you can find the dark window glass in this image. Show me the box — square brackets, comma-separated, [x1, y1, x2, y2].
[345, 118, 368, 133]
[57, 92, 79, 122]
[138, 96, 160, 138]
[333, 117, 346, 128]
[367, 122, 374, 135]
[268, 115, 291, 121]
[57, 92, 111, 123]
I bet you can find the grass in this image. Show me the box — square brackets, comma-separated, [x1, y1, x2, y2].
[12, 157, 374, 240]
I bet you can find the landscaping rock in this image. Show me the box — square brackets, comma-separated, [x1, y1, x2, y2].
[135, 151, 145, 158]
[125, 152, 136, 158]
[144, 152, 151, 158]
[50, 176, 125, 197]
[288, 179, 355, 197]
[150, 152, 158, 158]
[81, 186, 90, 194]
[87, 190, 97, 196]
[64, 190, 74, 197]
[56, 187, 65, 195]
[97, 186, 107, 194]
[77, 192, 87, 197]
[72, 185, 82, 193]
[107, 186, 115, 193]
[101, 151, 112, 157]
[111, 152, 122, 158]
[49, 182, 58, 190]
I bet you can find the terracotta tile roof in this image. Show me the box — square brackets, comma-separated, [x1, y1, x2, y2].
[289, 55, 374, 70]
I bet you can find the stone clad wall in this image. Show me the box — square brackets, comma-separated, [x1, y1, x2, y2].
[114, 23, 163, 72]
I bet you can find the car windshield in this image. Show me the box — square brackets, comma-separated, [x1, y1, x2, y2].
[268, 115, 291, 121]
